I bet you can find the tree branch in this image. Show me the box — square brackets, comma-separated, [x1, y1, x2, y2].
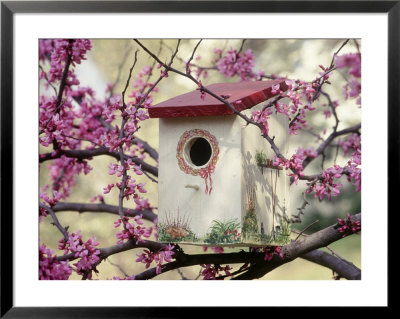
[40, 204, 69, 241]
[301, 249, 361, 280]
[39, 147, 158, 177]
[52, 202, 157, 222]
[301, 123, 361, 170]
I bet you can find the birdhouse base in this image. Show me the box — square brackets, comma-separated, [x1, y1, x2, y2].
[157, 217, 291, 247]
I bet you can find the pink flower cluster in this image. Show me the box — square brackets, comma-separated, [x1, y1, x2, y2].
[251, 108, 273, 136]
[58, 231, 100, 279]
[40, 186, 62, 207]
[216, 47, 256, 81]
[274, 147, 318, 184]
[199, 264, 232, 280]
[108, 159, 143, 177]
[136, 244, 175, 275]
[39, 40, 154, 207]
[337, 213, 361, 237]
[40, 39, 90, 87]
[39, 39, 55, 61]
[269, 79, 321, 135]
[305, 137, 360, 198]
[39, 206, 47, 222]
[104, 177, 149, 211]
[346, 150, 361, 193]
[335, 53, 361, 78]
[307, 165, 344, 201]
[48, 156, 92, 199]
[47, 39, 91, 83]
[114, 214, 152, 244]
[339, 134, 361, 192]
[339, 133, 361, 156]
[335, 53, 361, 105]
[39, 244, 72, 280]
[39, 96, 77, 149]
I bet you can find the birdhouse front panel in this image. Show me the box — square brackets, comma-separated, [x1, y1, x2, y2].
[157, 115, 243, 244]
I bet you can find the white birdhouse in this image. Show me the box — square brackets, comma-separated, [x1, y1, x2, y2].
[149, 80, 290, 247]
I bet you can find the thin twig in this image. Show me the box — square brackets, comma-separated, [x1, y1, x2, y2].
[108, 259, 129, 277]
[186, 39, 203, 75]
[295, 220, 319, 241]
[40, 204, 69, 241]
[108, 42, 132, 97]
[118, 50, 139, 220]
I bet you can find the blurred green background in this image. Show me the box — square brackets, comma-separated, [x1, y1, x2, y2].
[39, 39, 361, 280]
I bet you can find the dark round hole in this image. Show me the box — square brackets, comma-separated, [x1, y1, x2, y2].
[189, 138, 212, 166]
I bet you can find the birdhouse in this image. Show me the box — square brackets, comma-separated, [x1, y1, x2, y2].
[149, 80, 291, 247]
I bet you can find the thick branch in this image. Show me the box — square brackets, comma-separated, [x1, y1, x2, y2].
[52, 202, 157, 222]
[57, 238, 165, 262]
[301, 249, 361, 280]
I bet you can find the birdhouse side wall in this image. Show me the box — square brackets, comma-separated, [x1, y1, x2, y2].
[158, 115, 243, 245]
[240, 110, 291, 246]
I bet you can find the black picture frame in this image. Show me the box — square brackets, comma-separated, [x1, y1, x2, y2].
[1, 1, 396, 317]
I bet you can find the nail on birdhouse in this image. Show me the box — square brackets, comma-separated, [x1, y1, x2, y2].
[149, 80, 291, 246]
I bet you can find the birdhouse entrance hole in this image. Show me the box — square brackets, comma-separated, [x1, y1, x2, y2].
[185, 137, 212, 167]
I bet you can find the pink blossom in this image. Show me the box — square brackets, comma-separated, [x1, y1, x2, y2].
[337, 213, 361, 237]
[199, 264, 232, 280]
[275, 102, 290, 117]
[271, 84, 281, 94]
[213, 48, 223, 55]
[58, 231, 100, 279]
[108, 163, 118, 175]
[273, 148, 317, 185]
[323, 110, 331, 119]
[115, 214, 152, 244]
[335, 53, 361, 105]
[39, 243, 72, 280]
[216, 47, 255, 81]
[40, 188, 63, 207]
[306, 164, 345, 200]
[39, 206, 48, 222]
[161, 69, 168, 78]
[335, 53, 361, 78]
[103, 183, 114, 194]
[251, 108, 273, 135]
[136, 244, 175, 275]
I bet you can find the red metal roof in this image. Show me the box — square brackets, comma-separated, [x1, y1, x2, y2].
[148, 79, 287, 118]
